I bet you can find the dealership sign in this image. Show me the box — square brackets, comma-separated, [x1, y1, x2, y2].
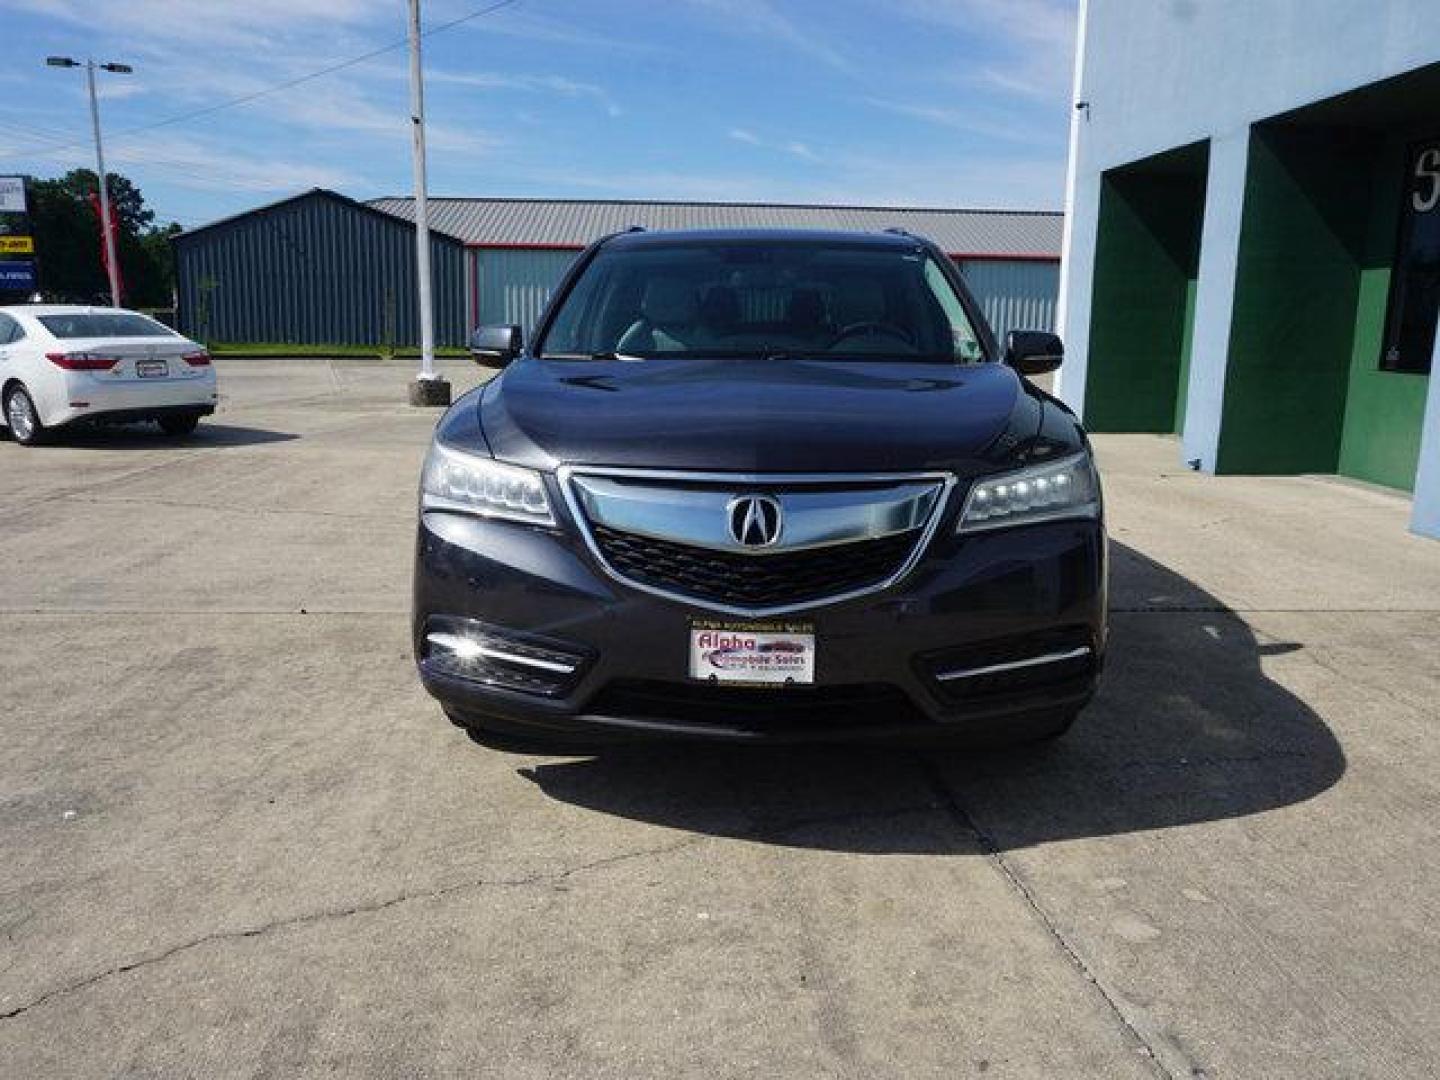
[0, 176, 25, 214]
[0, 260, 37, 290]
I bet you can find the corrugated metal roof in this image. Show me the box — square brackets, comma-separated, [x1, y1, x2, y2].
[365, 197, 1061, 257]
[174, 189, 467, 245]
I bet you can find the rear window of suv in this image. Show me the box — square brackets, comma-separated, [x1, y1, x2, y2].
[38, 311, 180, 339]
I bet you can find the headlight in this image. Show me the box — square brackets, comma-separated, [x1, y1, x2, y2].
[958, 452, 1099, 532]
[420, 441, 555, 525]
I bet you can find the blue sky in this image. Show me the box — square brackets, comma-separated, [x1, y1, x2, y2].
[0, 0, 1077, 230]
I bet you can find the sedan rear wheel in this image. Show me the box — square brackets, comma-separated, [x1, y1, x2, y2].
[3, 385, 44, 446]
[158, 414, 201, 437]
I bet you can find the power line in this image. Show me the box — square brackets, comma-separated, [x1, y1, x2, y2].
[0, 0, 521, 161]
[0, 119, 289, 194]
[105, 0, 522, 141]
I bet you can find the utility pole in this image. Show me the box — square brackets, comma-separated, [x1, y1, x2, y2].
[48, 56, 132, 308]
[406, 0, 450, 407]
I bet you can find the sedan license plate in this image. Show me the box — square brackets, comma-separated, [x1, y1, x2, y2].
[136, 360, 169, 378]
[689, 620, 815, 685]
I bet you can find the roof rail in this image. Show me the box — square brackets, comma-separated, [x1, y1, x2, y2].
[883, 227, 914, 238]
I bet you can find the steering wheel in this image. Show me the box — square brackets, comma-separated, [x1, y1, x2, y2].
[829, 321, 916, 348]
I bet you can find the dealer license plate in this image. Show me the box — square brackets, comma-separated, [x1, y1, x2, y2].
[688, 620, 816, 685]
[136, 360, 169, 378]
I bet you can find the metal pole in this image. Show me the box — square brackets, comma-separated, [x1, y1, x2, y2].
[409, 0, 439, 388]
[86, 60, 122, 308]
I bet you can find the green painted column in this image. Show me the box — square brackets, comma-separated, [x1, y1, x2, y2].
[1214, 127, 1375, 474]
[1084, 147, 1206, 433]
[1337, 135, 1433, 492]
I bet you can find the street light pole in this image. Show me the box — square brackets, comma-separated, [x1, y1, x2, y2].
[85, 61, 121, 308]
[406, 0, 450, 408]
[47, 56, 132, 308]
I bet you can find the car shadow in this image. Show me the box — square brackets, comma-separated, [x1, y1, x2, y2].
[508, 542, 1347, 853]
[24, 422, 298, 449]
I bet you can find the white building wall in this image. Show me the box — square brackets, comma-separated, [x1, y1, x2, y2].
[1412, 316, 1440, 539]
[1179, 131, 1250, 471]
[1059, 0, 1440, 523]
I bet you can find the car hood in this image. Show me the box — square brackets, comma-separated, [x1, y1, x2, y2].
[475, 357, 1030, 474]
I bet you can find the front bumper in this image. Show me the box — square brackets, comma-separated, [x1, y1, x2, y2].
[413, 505, 1107, 744]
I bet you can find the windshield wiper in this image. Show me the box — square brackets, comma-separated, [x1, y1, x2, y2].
[541, 351, 646, 362]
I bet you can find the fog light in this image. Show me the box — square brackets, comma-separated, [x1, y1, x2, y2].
[421, 617, 589, 696]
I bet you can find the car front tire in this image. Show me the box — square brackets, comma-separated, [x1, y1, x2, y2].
[3, 385, 45, 447]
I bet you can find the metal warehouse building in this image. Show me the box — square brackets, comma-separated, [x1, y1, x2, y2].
[173, 190, 469, 347]
[1058, 1, 1440, 538]
[175, 191, 1061, 351]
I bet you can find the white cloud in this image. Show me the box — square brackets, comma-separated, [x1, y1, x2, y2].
[427, 69, 621, 117]
[677, 0, 852, 71]
[6, 0, 384, 48]
[0, 124, 356, 194]
[727, 128, 823, 162]
[465, 8, 658, 54]
[861, 97, 1050, 144]
[885, 0, 1077, 101]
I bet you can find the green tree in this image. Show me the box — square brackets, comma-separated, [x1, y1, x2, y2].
[27, 169, 178, 307]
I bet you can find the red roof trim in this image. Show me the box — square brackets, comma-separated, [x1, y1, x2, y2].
[948, 252, 1060, 263]
[465, 241, 586, 251]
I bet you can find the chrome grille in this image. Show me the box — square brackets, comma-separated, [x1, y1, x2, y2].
[561, 468, 952, 614]
[591, 524, 919, 609]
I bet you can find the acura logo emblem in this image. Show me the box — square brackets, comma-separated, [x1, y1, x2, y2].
[727, 494, 783, 547]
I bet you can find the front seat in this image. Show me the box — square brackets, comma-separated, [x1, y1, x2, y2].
[618, 280, 700, 353]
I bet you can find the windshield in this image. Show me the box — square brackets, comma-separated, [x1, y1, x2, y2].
[38, 311, 180, 339]
[538, 241, 987, 362]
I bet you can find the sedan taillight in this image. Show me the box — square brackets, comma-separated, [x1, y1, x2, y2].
[47, 352, 120, 371]
[182, 351, 212, 367]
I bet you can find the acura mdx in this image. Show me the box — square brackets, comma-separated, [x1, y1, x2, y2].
[413, 228, 1105, 745]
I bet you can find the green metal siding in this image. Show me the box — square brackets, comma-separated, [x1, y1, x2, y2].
[174, 191, 467, 347]
[953, 259, 1059, 342]
[473, 248, 579, 337]
[468, 247, 1058, 347]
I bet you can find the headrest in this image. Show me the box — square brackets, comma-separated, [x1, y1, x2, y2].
[642, 279, 699, 325]
[834, 277, 886, 325]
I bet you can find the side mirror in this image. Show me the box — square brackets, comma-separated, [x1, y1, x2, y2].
[470, 324, 522, 367]
[1004, 329, 1064, 375]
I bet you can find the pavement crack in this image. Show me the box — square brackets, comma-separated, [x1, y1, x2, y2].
[0, 834, 702, 1023]
[920, 759, 1194, 1080]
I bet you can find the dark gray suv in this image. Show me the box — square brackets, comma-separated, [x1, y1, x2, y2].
[413, 228, 1105, 745]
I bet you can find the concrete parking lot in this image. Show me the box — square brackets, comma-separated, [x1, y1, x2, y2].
[2, 357, 1439, 1078]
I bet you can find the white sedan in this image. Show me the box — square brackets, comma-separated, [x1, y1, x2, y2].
[0, 305, 218, 446]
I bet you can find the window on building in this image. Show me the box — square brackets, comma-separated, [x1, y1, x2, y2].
[1381, 138, 1440, 374]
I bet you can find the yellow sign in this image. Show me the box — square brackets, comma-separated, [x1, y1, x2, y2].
[0, 236, 34, 254]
